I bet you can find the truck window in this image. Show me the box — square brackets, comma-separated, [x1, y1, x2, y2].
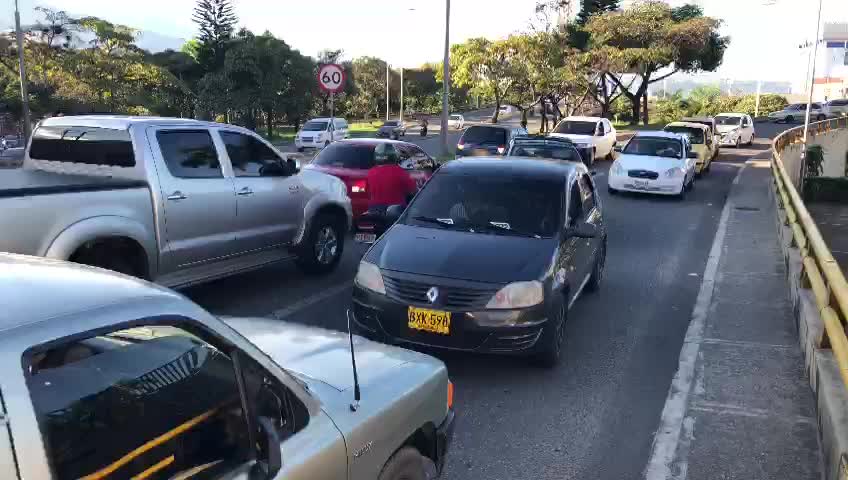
[221, 131, 282, 177]
[25, 325, 252, 480]
[29, 125, 135, 167]
[156, 130, 222, 178]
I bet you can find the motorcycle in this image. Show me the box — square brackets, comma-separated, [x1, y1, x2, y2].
[420, 120, 428, 137]
[354, 204, 406, 245]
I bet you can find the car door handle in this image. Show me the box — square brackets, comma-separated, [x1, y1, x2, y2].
[237, 187, 254, 196]
[167, 191, 187, 201]
[288, 185, 300, 192]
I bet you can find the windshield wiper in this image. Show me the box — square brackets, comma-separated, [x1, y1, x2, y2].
[471, 221, 542, 239]
[412, 215, 458, 228]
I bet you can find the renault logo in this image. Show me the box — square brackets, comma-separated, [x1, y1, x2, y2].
[426, 287, 439, 304]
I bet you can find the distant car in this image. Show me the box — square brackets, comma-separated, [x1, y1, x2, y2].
[681, 116, 720, 156]
[715, 113, 756, 148]
[456, 125, 528, 157]
[1, 135, 20, 149]
[768, 103, 826, 123]
[448, 114, 465, 130]
[351, 157, 607, 367]
[507, 135, 594, 167]
[549, 116, 617, 162]
[663, 121, 715, 173]
[825, 99, 848, 117]
[608, 131, 697, 199]
[295, 117, 350, 151]
[376, 120, 407, 140]
[304, 139, 437, 218]
[0, 253, 455, 480]
[499, 105, 514, 115]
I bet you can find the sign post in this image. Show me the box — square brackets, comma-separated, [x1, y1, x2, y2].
[318, 64, 345, 144]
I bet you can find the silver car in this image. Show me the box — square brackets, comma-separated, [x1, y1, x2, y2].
[0, 254, 455, 480]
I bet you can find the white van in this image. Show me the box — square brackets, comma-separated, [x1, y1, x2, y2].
[295, 117, 349, 151]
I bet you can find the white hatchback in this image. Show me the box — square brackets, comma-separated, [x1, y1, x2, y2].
[608, 131, 697, 199]
[715, 113, 755, 148]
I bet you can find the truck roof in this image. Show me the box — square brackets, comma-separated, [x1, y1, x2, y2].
[39, 115, 224, 131]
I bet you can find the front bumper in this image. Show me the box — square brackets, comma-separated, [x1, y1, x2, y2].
[435, 408, 456, 473]
[295, 137, 326, 149]
[718, 135, 740, 146]
[351, 285, 552, 354]
[608, 172, 684, 196]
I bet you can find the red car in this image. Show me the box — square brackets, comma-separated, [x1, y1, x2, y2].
[304, 139, 438, 218]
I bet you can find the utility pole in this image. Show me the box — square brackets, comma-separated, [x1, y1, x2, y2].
[440, 0, 451, 158]
[802, 0, 824, 178]
[399, 68, 404, 122]
[14, 0, 31, 142]
[755, 80, 763, 117]
[386, 63, 390, 121]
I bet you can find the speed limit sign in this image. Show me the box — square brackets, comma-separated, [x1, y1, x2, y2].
[318, 64, 345, 93]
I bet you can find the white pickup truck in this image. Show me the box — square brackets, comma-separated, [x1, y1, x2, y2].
[0, 116, 353, 287]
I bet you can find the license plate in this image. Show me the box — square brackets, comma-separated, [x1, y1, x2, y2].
[355, 232, 377, 243]
[634, 180, 649, 189]
[408, 307, 451, 335]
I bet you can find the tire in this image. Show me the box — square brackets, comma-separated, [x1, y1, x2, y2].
[817, 114, 826, 122]
[377, 447, 428, 480]
[324, 141, 331, 148]
[734, 137, 740, 149]
[676, 181, 687, 200]
[586, 241, 606, 292]
[297, 147, 304, 153]
[605, 150, 615, 162]
[607, 185, 618, 195]
[747, 133, 754, 146]
[531, 297, 567, 368]
[72, 243, 141, 278]
[295, 214, 344, 275]
[786, 115, 794, 123]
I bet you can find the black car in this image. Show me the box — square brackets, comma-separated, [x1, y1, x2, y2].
[376, 120, 407, 140]
[351, 157, 607, 367]
[507, 135, 595, 167]
[456, 125, 528, 157]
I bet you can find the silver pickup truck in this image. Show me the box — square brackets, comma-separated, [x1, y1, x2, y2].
[0, 116, 352, 287]
[0, 253, 455, 480]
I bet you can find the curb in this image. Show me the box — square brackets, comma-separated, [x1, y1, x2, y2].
[771, 182, 847, 480]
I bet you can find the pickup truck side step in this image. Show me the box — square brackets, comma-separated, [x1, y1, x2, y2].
[158, 248, 295, 289]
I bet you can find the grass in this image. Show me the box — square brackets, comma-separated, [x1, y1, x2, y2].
[261, 126, 296, 145]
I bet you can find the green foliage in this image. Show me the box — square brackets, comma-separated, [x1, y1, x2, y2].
[654, 91, 690, 124]
[192, 0, 238, 72]
[347, 57, 388, 119]
[805, 145, 824, 179]
[577, 0, 621, 25]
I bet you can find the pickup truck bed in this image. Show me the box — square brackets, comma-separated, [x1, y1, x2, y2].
[0, 169, 146, 198]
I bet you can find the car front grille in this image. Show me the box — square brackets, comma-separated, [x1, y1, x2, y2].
[382, 274, 499, 310]
[628, 169, 659, 180]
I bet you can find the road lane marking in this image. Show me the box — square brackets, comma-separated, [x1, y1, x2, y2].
[642, 163, 746, 480]
[271, 282, 353, 320]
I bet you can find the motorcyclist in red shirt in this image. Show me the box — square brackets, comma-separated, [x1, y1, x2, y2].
[367, 146, 418, 211]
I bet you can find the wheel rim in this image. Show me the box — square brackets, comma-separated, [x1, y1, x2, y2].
[315, 226, 338, 265]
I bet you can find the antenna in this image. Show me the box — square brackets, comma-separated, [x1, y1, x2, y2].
[346, 310, 361, 411]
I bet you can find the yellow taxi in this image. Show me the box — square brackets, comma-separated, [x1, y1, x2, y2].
[663, 122, 714, 174]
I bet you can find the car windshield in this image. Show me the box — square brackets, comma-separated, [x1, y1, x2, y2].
[664, 126, 705, 144]
[404, 174, 563, 237]
[383, 121, 398, 127]
[461, 126, 507, 145]
[715, 116, 743, 126]
[623, 137, 683, 158]
[508, 142, 580, 162]
[553, 121, 596, 136]
[312, 143, 375, 169]
[302, 121, 328, 131]
[451, 115, 462, 120]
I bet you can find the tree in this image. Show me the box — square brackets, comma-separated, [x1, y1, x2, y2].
[577, 0, 620, 25]
[585, 1, 729, 124]
[192, 0, 238, 72]
[448, 38, 521, 123]
[348, 57, 388, 119]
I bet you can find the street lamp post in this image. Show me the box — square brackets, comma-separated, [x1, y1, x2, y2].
[386, 63, 390, 121]
[440, 0, 451, 158]
[399, 68, 404, 122]
[14, 0, 31, 143]
[801, 0, 824, 177]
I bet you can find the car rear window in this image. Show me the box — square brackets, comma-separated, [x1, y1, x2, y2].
[29, 125, 135, 167]
[553, 121, 596, 136]
[461, 126, 507, 145]
[664, 126, 704, 144]
[508, 142, 580, 162]
[312, 143, 376, 169]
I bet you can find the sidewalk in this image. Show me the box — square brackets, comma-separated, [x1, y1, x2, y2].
[646, 159, 822, 479]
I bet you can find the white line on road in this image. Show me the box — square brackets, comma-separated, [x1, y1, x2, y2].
[270, 282, 353, 320]
[642, 162, 746, 480]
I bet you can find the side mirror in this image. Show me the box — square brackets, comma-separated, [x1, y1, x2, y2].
[254, 416, 282, 479]
[687, 151, 698, 159]
[596, 129, 604, 137]
[260, 161, 288, 177]
[386, 204, 405, 222]
[614, 145, 623, 152]
[286, 158, 299, 174]
[566, 221, 598, 239]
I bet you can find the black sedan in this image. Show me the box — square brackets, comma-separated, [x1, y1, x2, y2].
[351, 157, 607, 366]
[376, 120, 407, 140]
[507, 135, 596, 167]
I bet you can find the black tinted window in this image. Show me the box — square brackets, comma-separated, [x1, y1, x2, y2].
[397, 144, 434, 170]
[508, 142, 580, 162]
[405, 174, 563, 237]
[553, 121, 597, 136]
[312, 143, 375, 169]
[26, 325, 251, 480]
[157, 130, 222, 178]
[221, 131, 282, 177]
[461, 127, 507, 145]
[623, 137, 682, 158]
[664, 126, 704, 144]
[29, 126, 135, 167]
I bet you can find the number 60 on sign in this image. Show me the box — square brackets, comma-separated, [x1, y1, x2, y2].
[318, 64, 345, 93]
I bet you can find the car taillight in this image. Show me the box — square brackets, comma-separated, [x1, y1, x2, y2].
[497, 145, 506, 154]
[351, 179, 367, 194]
[457, 141, 465, 150]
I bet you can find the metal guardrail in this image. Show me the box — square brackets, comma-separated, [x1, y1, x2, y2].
[771, 115, 848, 390]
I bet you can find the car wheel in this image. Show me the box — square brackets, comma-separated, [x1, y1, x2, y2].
[734, 137, 740, 149]
[786, 115, 794, 123]
[587, 241, 606, 292]
[532, 297, 566, 368]
[607, 185, 618, 195]
[297, 147, 304, 153]
[676, 181, 687, 200]
[817, 114, 826, 122]
[377, 447, 429, 480]
[295, 214, 345, 275]
[324, 141, 331, 148]
[605, 150, 615, 162]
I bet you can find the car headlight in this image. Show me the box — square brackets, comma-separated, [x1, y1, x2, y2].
[611, 161, 624, 175]
[354, 261, 385, 294]
[485, 281, 544, 309]
[665, 167, 684, 178]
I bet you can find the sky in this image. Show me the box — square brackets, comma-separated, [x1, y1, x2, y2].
[6, 0, 848, 87]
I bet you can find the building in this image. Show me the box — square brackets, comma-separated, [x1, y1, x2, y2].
[815, 22, 848, 100]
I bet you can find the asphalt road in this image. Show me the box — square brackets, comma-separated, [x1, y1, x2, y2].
[183, 121, 789, 480]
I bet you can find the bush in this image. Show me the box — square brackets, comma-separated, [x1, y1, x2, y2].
[654, 92, 691, 124]
[610, 97, 633, 123]
[803, 177, 848, 203]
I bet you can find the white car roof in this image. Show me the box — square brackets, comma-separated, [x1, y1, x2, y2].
[308, 117, 345, 122]
[39, 115, 219, 131]
[633, 130, 686, 140]
[716, 113, 746, 117]
[562, 116, 604, 122]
